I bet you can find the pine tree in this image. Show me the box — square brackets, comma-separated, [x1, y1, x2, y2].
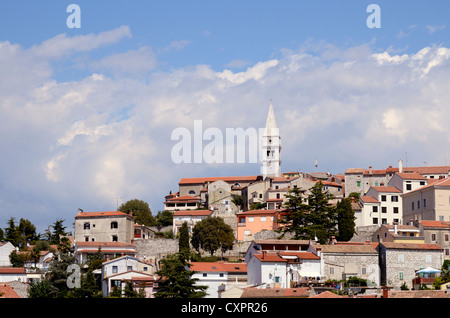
[279, 181, 338, 244]
[336, 198, 356, 241]
[178, 222, 190, 260]
[154, 253, 207, 298]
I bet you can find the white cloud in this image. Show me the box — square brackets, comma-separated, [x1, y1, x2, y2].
[2, 28, 450, 232]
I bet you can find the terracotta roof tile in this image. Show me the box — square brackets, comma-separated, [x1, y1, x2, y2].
[179, 176, 261, 185]
[75, 211, 130, 218]
[0, 284, 20, 298]
[172, 210, 213, 216]
[190, 262, 247, 273]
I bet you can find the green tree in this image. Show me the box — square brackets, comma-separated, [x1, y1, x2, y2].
[178, 222, 190, 260]
[191, 217, 234, 257]
[28, 279, 57, 298]
[45, 253, 76, 298]
[279, 182, 338, 244]
[154, 253, 207, 298]
[18, 218, 38, 247]
[231, 194, 245, 211]
[348, 192, 360, 203]
[118, 199, 155, 226]
[50, 219, 69, 245]
[155, 210, 173, 229]
[278, 186, 313, 240]
[4, 217, 22, 248]
[68, 269, 102, 298]
[336, 198, 356, 241]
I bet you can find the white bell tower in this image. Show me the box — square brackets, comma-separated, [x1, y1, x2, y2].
[262, 101, 281, 179]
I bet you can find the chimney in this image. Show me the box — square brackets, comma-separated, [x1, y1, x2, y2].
[382, 286, 389, 298]
[393, 222, 398, 235]
[369, 166, 373, 174]
[399, 160, 403, 173]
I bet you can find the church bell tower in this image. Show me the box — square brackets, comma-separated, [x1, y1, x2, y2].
[262, 101, 281, 179]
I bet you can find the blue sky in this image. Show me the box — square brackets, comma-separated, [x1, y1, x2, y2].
[1, 1, 450, 233]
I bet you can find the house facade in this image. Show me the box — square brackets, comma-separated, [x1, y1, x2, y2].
[101, 255, 156, 297]
[402, 177, 450, 224]
[378, 242, 444, 290]
[74, 211, 135, 245]
[317, 243, 380, 287]
[0, 242, 16, 267]
[236, 209, 285, 242]
[419, 220, 450, 259]
[172, 209, 213, 236]
[190, 262, 247, 298]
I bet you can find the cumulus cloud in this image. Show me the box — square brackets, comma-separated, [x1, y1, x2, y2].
[1, 27, 450, 232]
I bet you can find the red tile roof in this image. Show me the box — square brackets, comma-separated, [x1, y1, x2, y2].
[360, 195, 380, 203]
[402, 177, 450, 195]
[0, 284, 20, 298]
[371, 186, 402, 193]
[278, 251, 320, 260]
[179, 175, 261, 185]
[0, 267, 26, 274]
[420, 220, 450, 228]
[165, 195, 201, 202]
[190, 262, 247, 273]
[396, 172, 427, 180]
[172, 210, 213, 216]
[382, 242, 443, 250]
[75, 211, 130, 218]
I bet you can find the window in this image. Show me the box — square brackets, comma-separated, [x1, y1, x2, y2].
[362, 267, 367, 275]
[248, 217, 254, 222]
[398, 254, 404, 263]
[127, 266, 133, 271]
[357, 181, 361, 187]
[219, 273, 224, 278]
[426, 255, 432, 263]
[261, 217, 267, 222]
[406, 183, 412, 191]
[399, 272, 404, 280]
[276, 193, 280, 199]
[412, 202, 415, 210]
[112, 235, 118, 242]
[372, 206, 378, 212]
[431, 233, 437, 241]
[393, 207, 399, 214]
[373, 218, 378, 224]
[111, 221, 118, 229]
[84, 222, 90, 230]
[391, 196, 398, 202]
[112, 266, 118, 273]
[203, 273, 207, 277]
[382, 218, 387, 224]
[274, 276, 280, 283]
[330, 267, 334, 274]
[189, 190, 195, 195]
[445, 234, 449, 242]
[417, 200, 420, 209]
[381, 195, 386, 202]
[420, 181, 425, 185]
[382, 207, 387, 213]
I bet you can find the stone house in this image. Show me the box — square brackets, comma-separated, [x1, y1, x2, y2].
[317, 243, 380, 287]
[419, 220, 450, 260]
[402, 177, 450, 224]
[378, 242, 444, 290]
[74, 211, 135, 245]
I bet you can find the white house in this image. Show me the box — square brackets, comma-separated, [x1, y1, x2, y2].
[101, 255, 155, 297]
[360, 186, 402, 226]
[172, 209, 213, 236]
[189, 262, 247, 298]
[0, 268, 27, 283]
[246, 251, 322, 288]
[0, 242, 16, 267]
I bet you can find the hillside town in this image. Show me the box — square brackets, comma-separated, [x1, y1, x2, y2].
[1, 104, 450, 299]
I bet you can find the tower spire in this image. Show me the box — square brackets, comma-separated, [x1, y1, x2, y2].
[261, 101, 281, 179]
